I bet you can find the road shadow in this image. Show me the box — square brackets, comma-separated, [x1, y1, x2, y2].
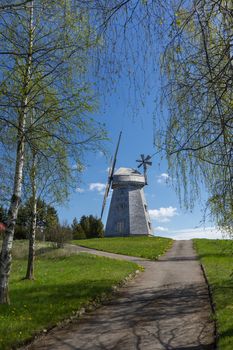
[26, 282, 215, 350]
[159, 256, 198, 262]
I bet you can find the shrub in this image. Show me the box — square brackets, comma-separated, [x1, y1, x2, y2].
[46, 224, 73, 248]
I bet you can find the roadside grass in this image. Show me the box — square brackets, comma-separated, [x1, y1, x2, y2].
[72, 236, 173, 260]
[194, 239, 233, 350]
[0, 240, 139, 350]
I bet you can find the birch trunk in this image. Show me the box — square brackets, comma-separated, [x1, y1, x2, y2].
[25, 151, 37, 280]
[0, 1, 34, 304]
[0, 136, 25, 303]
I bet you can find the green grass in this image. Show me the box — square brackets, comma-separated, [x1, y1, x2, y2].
[72, 236, 173, 260]
[194, 239, 233, 350]
[0, 241, 139, 350]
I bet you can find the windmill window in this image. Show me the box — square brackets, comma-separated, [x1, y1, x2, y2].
[148, 222, 151, 230]
[144, 204, 148, 211]
[116, 203, 125, 210]
[116, 221, 124, 233]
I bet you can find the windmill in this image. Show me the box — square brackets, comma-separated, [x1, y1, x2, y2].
[136, 154, 152, 185]
[101, 133, 153, 237]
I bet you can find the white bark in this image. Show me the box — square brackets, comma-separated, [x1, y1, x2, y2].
[25, 151, 37, 280]
[0, 1, 34, 303]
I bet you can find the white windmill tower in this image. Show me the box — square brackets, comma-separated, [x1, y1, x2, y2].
[101, 133, 153, 237]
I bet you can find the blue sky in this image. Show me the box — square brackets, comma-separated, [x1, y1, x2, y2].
[57, 77, 224, 240]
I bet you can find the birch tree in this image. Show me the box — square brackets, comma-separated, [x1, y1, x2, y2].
[159, 0, 233, 232]
[0, 1, 34, 303]
[23, 115, 99, 280]
[0, 0, 105, 303]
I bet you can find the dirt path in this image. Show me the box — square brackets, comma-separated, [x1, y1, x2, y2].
[24, 240, 214, 350]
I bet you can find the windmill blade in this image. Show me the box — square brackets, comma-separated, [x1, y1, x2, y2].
[106, 158, 113, 182]
[145, 161, 152, 166]
[136, 154, 145, 168]
[136, 153, 153, 185]
[100, 182, 110, 219]
[136, 154, 146, 168]
[108, 131, 122, 181]
[100, 131, 122, 219]
[100, 164, 113, 219]
[136, 161, 143, 168]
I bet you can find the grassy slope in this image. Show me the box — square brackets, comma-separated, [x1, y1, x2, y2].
[0, 241, 138, 350]
[72, 236, 173, 260]
[194, 239, 233, 350]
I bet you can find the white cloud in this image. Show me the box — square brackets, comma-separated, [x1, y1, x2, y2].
[76, 187, 85, 193]
[149, 206, 178, 223]
[154, 226, 169, 232]
[89, 182, 106, 194]
[159, 227, 226, 240]
[157, 173, 171, 184]
[97, 151, 104, 158]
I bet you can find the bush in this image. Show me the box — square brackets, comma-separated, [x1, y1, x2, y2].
[46, 224, 73, 248]
[73, 230, 87, 239]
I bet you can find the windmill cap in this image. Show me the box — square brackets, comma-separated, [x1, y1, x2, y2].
[112, 167, 145, 187]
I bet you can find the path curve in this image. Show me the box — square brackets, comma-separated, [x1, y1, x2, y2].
[23, 240, 214, 350]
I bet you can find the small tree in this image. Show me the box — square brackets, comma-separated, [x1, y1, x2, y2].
[79, 215, 90, 236]
[14, 205, 30, 240]
[72, 217, 86, 240]
[47, 222, 72, 248]
[13, 199, 58, 241]
[76, 215, 104, 239]
[87, 215, 104, 239]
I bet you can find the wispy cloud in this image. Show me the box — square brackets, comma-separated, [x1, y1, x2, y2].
[154, 226, 169, 232]
[161, 227, 226, 240]
[89, 182, 106, 195]
[96, 151, 104, 158]
[149, 206, 178, 223]
[76, 187, 85, 193]
[157, 173, 171, 184]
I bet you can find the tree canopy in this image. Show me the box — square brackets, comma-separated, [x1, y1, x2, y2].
[157, 0, 233, 233]
[72, 215, 104, 239]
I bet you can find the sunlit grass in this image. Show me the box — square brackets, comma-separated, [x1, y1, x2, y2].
[72, 236, 173, 260]
[0, 241, 138, 349]
[194, 239, 233, 350]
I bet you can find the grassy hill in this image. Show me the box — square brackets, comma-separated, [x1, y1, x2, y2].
[72, 236, 173, 260]
[0, 240, 139, 349]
